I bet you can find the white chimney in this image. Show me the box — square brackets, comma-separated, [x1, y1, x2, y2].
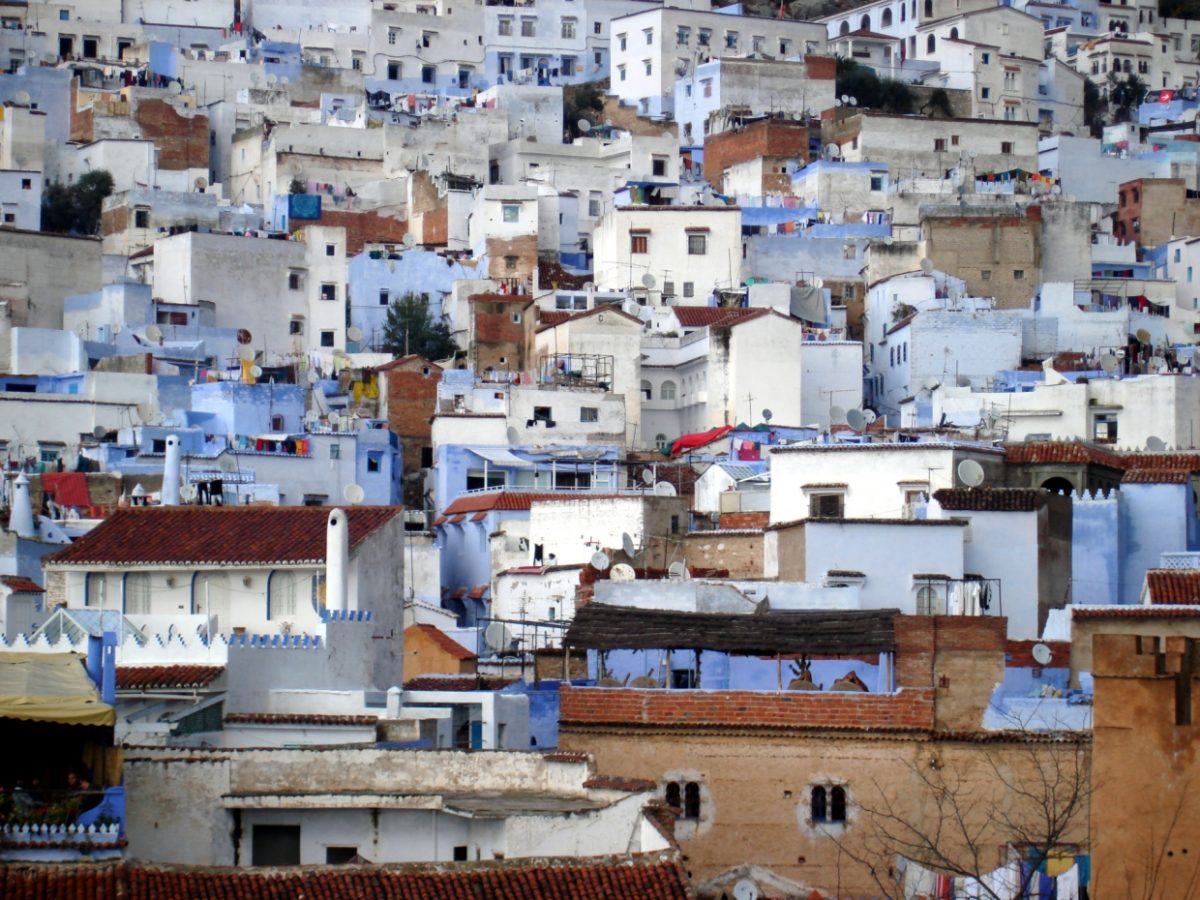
[161, 435, 182, 506]
[326, 507, 349, 612]
[9, 473, 35, 538]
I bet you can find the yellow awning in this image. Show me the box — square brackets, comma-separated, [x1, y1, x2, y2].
[0, 652, 116, 727]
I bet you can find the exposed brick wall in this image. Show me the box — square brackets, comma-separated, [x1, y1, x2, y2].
[69, 80, 93, 143]
[893, 615, 935, 687]
[471, 295, 534, 372]
[1006, 638, 1070, 668]
[101, 204, 129, 238]
[718, 511, 768, 529]
[294, 209, 407, 257]
[133, 99, 209, 171]
[381, 359, 441, 507]
[560, 685, 935, 731]
[703, 119, 815, 194]
[422, 204, 448, 246]
[485, 234, 538, 282]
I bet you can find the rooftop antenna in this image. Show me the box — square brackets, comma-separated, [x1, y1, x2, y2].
[957, 458, 986, 488]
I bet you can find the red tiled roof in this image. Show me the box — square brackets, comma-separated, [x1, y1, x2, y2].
[671, 307, 767, 329]
[1123, 452, 1200, 472]
[407, 624, 476, 661]
[442, 492, 542, 515]
[224, 713, 379, 726]
[933, 487, 1046, 511]
[0, 856, 693, 898]
[116, 665, 223, 690]
[0, 576, 44, 593]
[1123, 469, 1191, 484]
[467, 584, 488, 600]
[539, 310, 571, 327]
[1073, 606, 1200, 619]
[403, 675, 518, 691]
[1003, 441, 1125, 469]
[583, 775, 658, 793]
[1145, 570, 1200, 605]
[470, 511, 488, 522]
[47, 507, 403, 567]
[369, 354, 442, 373]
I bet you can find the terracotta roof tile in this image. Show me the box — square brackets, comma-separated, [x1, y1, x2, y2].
[933, 487, 1045, 511]
[117, 665, 224, 690]
[1145, 570, 1200, 605]
[1072, 605, 1200, 619]
[403, 675, 518, 691]
[1003, 441, 1125, 469]
[0, 576, 44, 593]
[442, 491, 542, 515]
[224, 712, 379, 726]
[46, 507, 402, 567]
[1123, 452, 1200, 472]
[1122, 469, 1191, 484]
[467, 584, 488, 600]
[671, 307, 768, 329]
[0, 856, 694, 898]
[539, 310, 571, 326]
[407, 624, 476, 661]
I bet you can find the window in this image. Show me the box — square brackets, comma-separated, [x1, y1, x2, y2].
[1004, 69, 1017, 90]
[677, 26, 690, 46]
[289, 272, 302, 290]
[253, 826, 301, 865]
[811, 786, 827, 822]
[588, 193, 601, 217]
[811, 785, 847, 823]
[329, 444, 341, 460]
[870, 175, 883, 191]
[981, 269, 991, 282]
[665, 782, 681, 808]
[916, 586, 941, 615]
[498, 16, 512, 35]
[124, 573, 151, 615]
[562, 56, 575, 76]
[388, 27, 399, 44]
[1093, 412, 1118, 443]
[594, 21, 601, 34]
[641, 380, 652, 400]
[617, 64, 626, 82]
[352, 55, 362, 71]
[320, 330, 335, 347]
[630, 233, 648, 254]
[518, 17, 534, 37]
[59, 8, 68, 19]
[684, 782, 701, 818]
[289, 319, 304, 335]
[367, 451, 382, 473]
[1001, 141, 1014, 154]
[561, 17, 576, 38]
[660, 380, 677, 400]
[325, 243, 336, 256]
[687, 233, 707, 255]
[926, 34, 935, 53]
[504, 255, 518, 272]
[663, 280, 675, 297]
[752, 34, 765, 52]
[134, 208, 149, 228]
[580, 406, 599, 422]
[533, 405, 553, 424]
[725, 30, 738, 50]
[934, 138, 947, 152]
[466, 469, 506, 490]
[780, 38, 791, 54]
[683, 282, 694, 298]
[670, 514, 680, 534]
[320, 283, 337, 301]
[643, 59, 652, 75]
[422, 65, 435, 84]
[981, 87, 990, 100]
[502, 203, 520, 223]
[453, 846, 469, 862]
[644, 27, 653, 44]
[830, 787, 847, 822]
[387, 61, 401, 80]
[378, 289, 390, 306]
[882, 8, 893, 25]
[326, 847, 358, 865]
[655, 433, 669, 451]
[652, 155, 668, 177]
[1014, 269, 1025, 280]
[618, 32, 627, 50]
[809, 493, 844, 519]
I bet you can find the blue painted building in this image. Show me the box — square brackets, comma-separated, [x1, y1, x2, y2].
[346, 249, 473, 351]
[190, 382, 306, 439]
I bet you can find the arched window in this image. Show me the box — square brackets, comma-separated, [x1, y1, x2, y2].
[641, 379, 652, 400]
[811, 786, 827, 822]
[665, 781, 681, 808]
[883, 8, 893, 26]
[900, 5, 906, 21]
[660, 380, 677, 400]
[684, 782, 701, 819]
[860, 13, 871, 29]
[831, 786, 847, 822]
[926, 34, 935, 53]
[124, 572, 151, 615]
[949, 26, 959, 38]
[839, 20, 850, 35]
[655, 433, 669, 451]
[1123, 58, 1132, 73]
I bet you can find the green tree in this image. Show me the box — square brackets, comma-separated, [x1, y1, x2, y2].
[1084, 78, 1106, 137]
[382, 292, 458, 361]
[1108, 71, 1148, 124]
[563, 82, 606, 140]
[289, 176, 307, 194]
[835, 58, 915, 115]
[41, 169, 114, 235]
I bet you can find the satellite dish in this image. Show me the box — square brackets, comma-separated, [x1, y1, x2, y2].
[957, 458, 986, 488]
[920, 257, 934, 274]
[733, 879, 760, 900]
[863, 409, 877, 424]
[640, 468, 655, 485]
[307, 369, 319, 383]
[1031, 642, 1053, 666]
[577, 118, 592, 133]
[621, 532, 637, 558]
[402, 233, 416, 249]
[1146, 435, 1167, 451]
[218, 453, 238, 473]
[667, 561, 688, 580]
[146, 324, 163, 341]
[484, 621, 515, 655]
[610, 563, 636, 582]
[347, 326, 363, 342]
[266, 73, 278, 85]
[829, 405, 848, 426]
[845, 408, 867, 432]
[92, 425, 107, 439]
[502, 426, 520, 446]
[168, 80, 182, 95]
[1100, 354, 1118, 373]
[923, 376, 941, 391]
[194, 176, 208, 191]
[641, 272, 657, 289]
[762, 408, 773, 422]
[653, 481, 677, 497]
[840, 94, 849, 103]
[237, 328, 253, 344]
[343, 483, 365, 504]
[848, 97, 858, 107]
[250, 365, 263, 378]
[14, 90, 30, 105]
[237, 345, 255, 361]
[956, 374, 971, 387]
[1136, 328, 1151, 343]
[590, 551, 611, 571]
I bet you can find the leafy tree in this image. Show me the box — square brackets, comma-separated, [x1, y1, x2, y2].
[288, 176, 307, 194]
[563, 82, 606, 140]
[382, 292, 458, 361]
[1083, 78, 1106, 137]
[41, 169, 114, 235]
[836, 58, 915, 115]
[1108, 72, 1148, 124]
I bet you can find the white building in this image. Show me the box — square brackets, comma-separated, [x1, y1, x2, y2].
[0, 169, 41, 229]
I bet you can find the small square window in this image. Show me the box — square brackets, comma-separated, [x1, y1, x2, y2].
[594, 21, 601, 34]
[320, 330, 335, 347]
[683, 282, 694, 298]
[422, 65, 435, 84]
[533, 406, 553, 423]
[521, 17, 535, 36]
[289, 320, 304, 335]
[453, 846, 469, 862]
[934, 138, 947, 152]
[511, 311, 522, 323]
[320, 283, 337, 301]
[325, 243, 336, 256]
[379, 290, 390, 306]
[631, 234, 648, 254]
[330, 443, 340, 459]
[652, 156, 667, 176]
[687, 233, 707, 255]
[59, 9, 68, 19]
[1014, 269, 1025, 280]
[367, 452, 382, 473]
[288, 272, 302, 290]
[504, 255, 518, 272]
[502, 203, 519, 223]
[1001, 141, 1014, 154]
[21, 178, 33, 191]
[134, 208, 149, 227]
[870, 175, 883, 191]
[981, 270, 991, 281]
[580, 406, 598, 423]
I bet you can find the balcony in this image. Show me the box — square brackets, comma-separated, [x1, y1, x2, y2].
[0, 786, 125, 862]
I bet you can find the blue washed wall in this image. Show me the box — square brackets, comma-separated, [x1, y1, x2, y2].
[191, 382, 305, 437]
[354, 427, 400, 504]
[347, 250, 472, 351]
[515, 682, 561, 749]
[1072, 491, 1121, 605]
[1120, 482, 1199, 603]
[0, 68, 72, 145]
[590, 648, 881, 691]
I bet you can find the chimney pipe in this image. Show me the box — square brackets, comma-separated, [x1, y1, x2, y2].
[161, 435, 182, 506]
[326, 507, 349, 612]
[9, 473, 35, 538]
